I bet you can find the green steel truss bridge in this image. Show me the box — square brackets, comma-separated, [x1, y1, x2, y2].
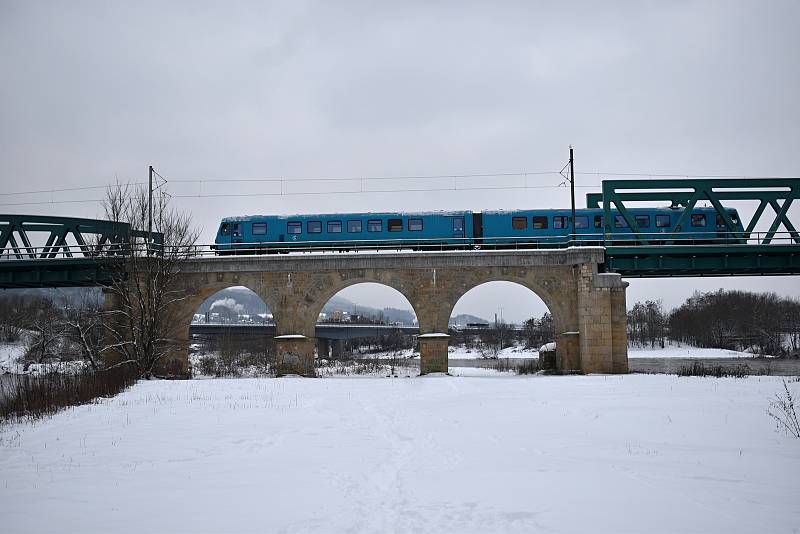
[0, 214, 161, 288]
[0, 178, 798, 288]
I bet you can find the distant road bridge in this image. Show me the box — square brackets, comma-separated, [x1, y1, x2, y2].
[190, 323, 419, 358]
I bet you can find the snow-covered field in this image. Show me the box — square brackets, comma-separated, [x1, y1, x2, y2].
[2, 372, 799, 533]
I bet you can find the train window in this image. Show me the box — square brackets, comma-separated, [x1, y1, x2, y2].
[512, 217, 528, 230]
[347, 220, 362, 233]
[308, 221, 322, 233]
[220, 223, 230, 236]
[532, 216, 548, 229]
[716, 214, 726, 227]
[614, 215, 628, 228]
[553, 216, 568, 229]
[594, 216, 603, 229]
[367, 219, 383, 232]
[287, 221, 302, 234]
[575, 216, 589, 229]
[691, 214, 706, 227]
[388, 219, 403, 232]
[328, 221, 342, 233]
[656, 214, 670, 227]
[408, 218, 423, 231]
[232, 223, 242, 238]
[634, 215, 650, 228]
[252, 222, 267, 235]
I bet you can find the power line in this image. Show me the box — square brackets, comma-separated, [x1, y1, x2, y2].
[0, 182, 597, 208]
[2, 169, 797, 198]
[0, 183, 146, 197]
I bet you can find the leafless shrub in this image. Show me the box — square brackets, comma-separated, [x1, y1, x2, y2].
[0, 364, 138, 422]
[767, 380, 800, 438]
[677, 361, 749, 378]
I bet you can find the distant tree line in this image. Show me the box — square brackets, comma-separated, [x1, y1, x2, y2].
[627, 289, 800, 357]
[627, 300, 667, 349]
[0, 292, 105, 370]
[667, 289, 800, 356]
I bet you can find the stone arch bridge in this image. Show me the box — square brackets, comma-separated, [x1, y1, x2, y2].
[154, 248, 627, 375]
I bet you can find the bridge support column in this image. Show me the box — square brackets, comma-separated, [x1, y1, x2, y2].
[330, 339, 343, 359]
[316, 338, 330, 359]
[610, 287, 629, 373]
[418, 333, 449, 374]
[274, 335, 316, 377]
[577, 265, 629, 374]
[555, 331, 580, 372]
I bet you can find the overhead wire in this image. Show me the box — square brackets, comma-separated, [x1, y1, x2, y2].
[1, 168, 797, 208]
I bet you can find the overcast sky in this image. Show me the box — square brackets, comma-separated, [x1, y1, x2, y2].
[1, 1, 799, 322]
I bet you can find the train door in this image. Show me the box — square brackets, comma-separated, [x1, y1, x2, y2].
[452, 216, 465, 239]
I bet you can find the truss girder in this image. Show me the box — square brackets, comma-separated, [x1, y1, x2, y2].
[595, 178, 800, 246]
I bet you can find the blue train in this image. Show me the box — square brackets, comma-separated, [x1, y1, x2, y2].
[213, 206, 744, 253]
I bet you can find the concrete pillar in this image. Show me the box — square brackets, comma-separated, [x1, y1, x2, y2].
[330, 339, 343, 359]
[418, 333, 449, 374]
[316, 338, 330, 359]
[555, 332, 580, 372]
[576, 264, 628, 374]
[610, 286, 629, 373]
[274, 335, 316, 377]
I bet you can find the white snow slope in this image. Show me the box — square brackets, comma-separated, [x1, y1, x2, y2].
[1, 373, 799, 533]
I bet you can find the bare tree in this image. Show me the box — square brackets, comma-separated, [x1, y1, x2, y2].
[61, 293, 104, 370]
[100, 182, 200, 378]
[0, 293, 29, 342]
[23, 297, 66, 368]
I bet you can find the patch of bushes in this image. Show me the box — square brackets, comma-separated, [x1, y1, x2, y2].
[677, 361, 750, 378]
[0, 364, 138, 422]
[767, 380, 800, 438]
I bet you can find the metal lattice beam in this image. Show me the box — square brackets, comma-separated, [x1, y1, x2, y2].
[586, 178, 800, 246]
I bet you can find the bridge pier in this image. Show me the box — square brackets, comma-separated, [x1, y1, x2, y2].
[418, 334, 449, 374]
[330, 339, 343, 359]
[274, 335, 316, 377]
[316, 338, 330, 359]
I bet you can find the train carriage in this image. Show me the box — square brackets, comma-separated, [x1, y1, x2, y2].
[214, 206, 744, 253]
[214, 211, 473, 253]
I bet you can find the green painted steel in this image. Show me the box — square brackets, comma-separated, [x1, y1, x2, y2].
[592, 178, 800, 276]
[605, 244, 799, 277]
[0, 214, 162, 288]
[591, 178, 800, 245]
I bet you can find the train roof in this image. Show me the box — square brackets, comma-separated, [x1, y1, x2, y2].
[221, 205, 737, 222]
[221, 210, 473, 222]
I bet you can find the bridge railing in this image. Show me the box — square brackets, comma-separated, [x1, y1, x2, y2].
[2, 230, 799, 261]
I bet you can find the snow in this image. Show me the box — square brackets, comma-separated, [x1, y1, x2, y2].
[2, 373, 798, 533]
[447, 344, 539, 359]
[0, 342, 26, 373]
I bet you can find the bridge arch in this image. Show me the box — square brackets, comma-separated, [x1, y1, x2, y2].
[443, 272, 573, 336]
[311, 281, 419, 360]
[300, 272, 423, 337]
